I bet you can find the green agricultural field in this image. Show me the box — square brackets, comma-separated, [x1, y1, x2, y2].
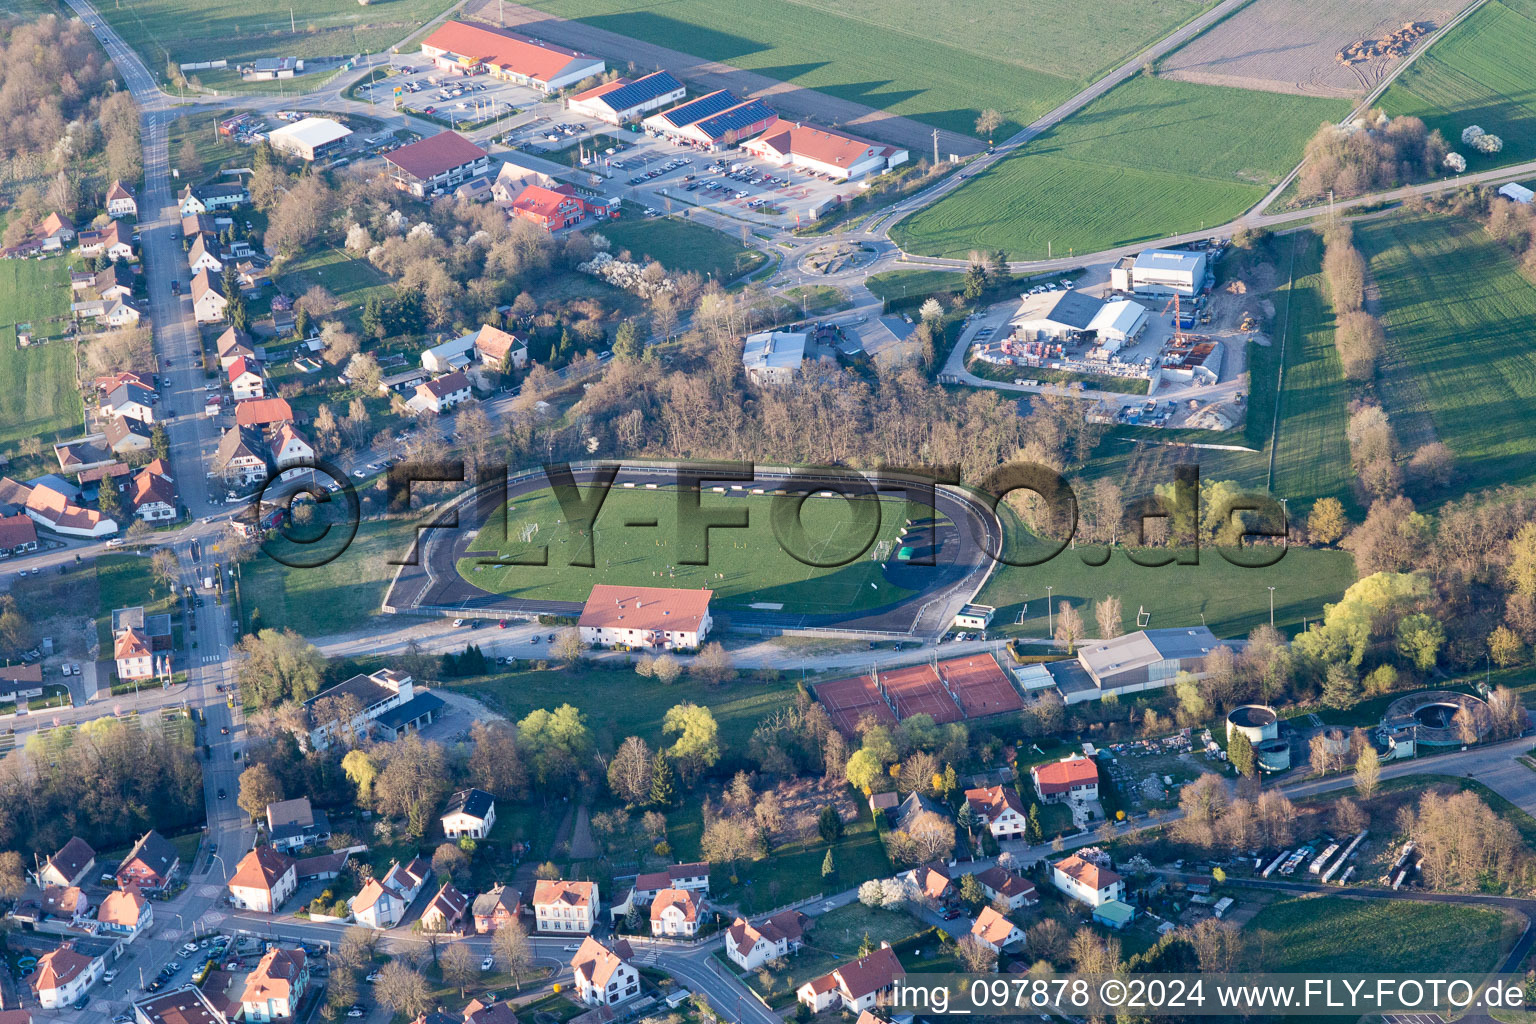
[519, 0, 1213, 137]
[892, 76, 1349, 259]
[591, 216, 766, 282]
[1355, 213, 1536, 498]
[1246, 896, 1519, 973]
[95, 0, 457, 72]
[460, 486, 930, 615]
[1380, 0, 1536, 172]
[0, 259, 84, 451]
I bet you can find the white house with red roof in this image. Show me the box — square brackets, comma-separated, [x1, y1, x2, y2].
[130, 458, 178, 522]
[228, 846, 298, 913]
[570, 937, 638, 1007]
[723, 910, 809, 970]
[631, 862, 710, 903]
[796, 945, 904, 1014]
[24, 482, 117, 538]
[744, 121, 908, 181]
[78, 220, 133, 261]
[1031, 755, 1099, 804]
[97, 885, 152, 940]
[271, 424, 315, 481]
[509, 183, 597, 232]
[351, 856, 432, 929]
[228, 357, 265, 400]
[568, 71, 685, 124]
[192, 268, 228, 323]
[1052, 851, 1124, 908]
[972, 866, 1038, 910]
[30, 945, 102, 1008]
[406, 371, 472, 415]
[965, 784, 1027, 838]
[649, 888, 701, 937]
[384, 130, 489, 198]
[532, 879, 597, 934]
[113, 626, 154, 681]
[471, 324, 528, 371]
[578, 584, 712, 650]
[106, 180, 138, 219]
[35, 212, 76, 250]
[241, 947, 309, 1022]
[420, 882, 470, 934]
[970, 905, 1024, 952]
[420, 21, 604, 92]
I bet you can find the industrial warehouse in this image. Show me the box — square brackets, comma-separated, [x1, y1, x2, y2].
[743, 121, 909, 181]
[642, 90, 780, 150]
[420, 20, 606, 92]
[568, 71, 687, 124]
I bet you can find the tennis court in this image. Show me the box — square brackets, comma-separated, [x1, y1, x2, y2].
[878, 663, 963, 724]
[938, 654, 1024, 718]
[816, 673, 898, 736]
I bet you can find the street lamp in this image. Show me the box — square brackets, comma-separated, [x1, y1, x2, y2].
[1045, 586, 1054, 637]
[1267, 586, 1275, 628]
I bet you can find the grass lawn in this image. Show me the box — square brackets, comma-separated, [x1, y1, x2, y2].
[976, 545, 1357, 642]
[460, 486, 931, 616]
[95, 553, 182, 651]
[277, 247, 393, 314]
[441, 661, 794, 756]
[591, 216, 765, 283]
[730, 902, 928, 1005]
[1379, 0, 1536, 175]
[1245, 895, 1519, 973]
[892, 76, 1349, 259]
[96, 0, 457, 74]
[0, 258, 84, 451]
[518, 0, 1213, 138]
[1355, 212, 1536, 500]
[238, 516, 403, 636]
[167, 109, 258, 177]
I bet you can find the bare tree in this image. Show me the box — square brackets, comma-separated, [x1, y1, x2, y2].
[440, 942, 478, 997]
[607, 736, 654, 805]
[1054, 601, 1085, 654]
[957, 934, 997, 972]
[1094, 596, 1123, 640]
[492, 919, 535, 990]
[375, 960, 431, 1019]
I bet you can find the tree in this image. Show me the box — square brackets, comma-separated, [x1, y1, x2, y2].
[859, 880, 885, 907]
[664, 702, 720, 784]
[962, 263, 988, 300]
[845, 748, 880, 791]
[956, 801, 980, 844]
[432, 842, 469, 884]
[467, 721, 528, 798]
[613, 319, 643, 361]
[552, 628, 583, 665]
[1396, 612, 1445, 670]
[919, 297, 944, 325]
[326, 966, 359, 1018]
[492, 919, 534, 989]
[652, 653, 681, 684]
[1094, 596, 1123, 640]
[818, 804, 844, 843]
[151, 548, 179, 590]
[0, 850, 26, 900]
[1509, 523, 1536, 599]
[1322, 662, 1361, 710]
[1353, 744, 1380, 800]
[608, 736, 654, 805]
[150, 422, 170, 461]
[1190, 918, 1242, 972]
[375, 961, 431, 1019]
[517, 704, 593, 792]
[957, 934, 998, 973]
[234, 629, 325, 709]
[1490, 626, 1525, 668]
[237, 763, 283, 820]
[98, 478, 120, 517]
[441, 942, 478, 997]
[649, 752, 676, 807]
[1228, 731, 1255, 777]
[1054, 600, 1085, 654]
[821, 848, 835, 878]
[342, 749, 380, 804]
[361, 295, 386, 339]
[691, 642, 735, 686]
[974, 109, 1004, 142]
[1308, 497, 1348, 545]
[958, 873, 985, 907]
[1027, 919, 1068, 964]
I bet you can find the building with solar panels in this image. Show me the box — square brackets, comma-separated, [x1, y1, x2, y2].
[641, 90, 779, 149]
[569, 71, 687, 125]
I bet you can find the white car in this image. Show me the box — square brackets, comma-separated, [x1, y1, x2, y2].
[481, 956, 494, 971]
[103, 969, 117, 983]
[453, 618, 465, 627]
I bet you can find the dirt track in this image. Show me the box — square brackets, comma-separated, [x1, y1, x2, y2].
[1157, 0, 1468, 97]
[464, 0, 985, 157]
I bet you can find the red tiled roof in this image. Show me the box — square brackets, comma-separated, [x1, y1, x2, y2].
[0, 513, 36, 548]
[98, 886, 147, 927]
[971, 906, 1017, 946]
[39, 212, 74, 237]
[114, 627, 151, 661]
[747, 121, 891, 170]
[385, 130, 487, 181]
[32, 947, 93, 993]
[229, 846, 295, 893]
[106, 180, 135, 202]
[966, 784, 1025, 821]
[1055, 853, 1122, 891]
[578, 584, 711, 634]
[570, 936, 630, 988]
[570, 78, 627, 102]
[510, 183, 580, 222]
[242, 947, 306, 1006]
[422, 21, 590, 83]
[473, 324, 525, 362]
[831, 946, 904, 1000]
[132, 458, 177, 510]
[1033, 756, 1098, 794]
[418, 370, 470, 399]
[235, 397, 294, 427]
[649, 888, 698, 924]
[533, 879, 593, 908]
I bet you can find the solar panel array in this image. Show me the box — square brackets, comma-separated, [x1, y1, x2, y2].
[657, 89, 742, 128]
[693, 99, 777, 141]
[602, 70, 684, 112]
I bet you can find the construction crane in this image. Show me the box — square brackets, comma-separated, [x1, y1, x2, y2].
[1161, 293, 1188, 345]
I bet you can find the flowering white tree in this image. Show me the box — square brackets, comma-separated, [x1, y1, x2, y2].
[1443, 152, 1467, 173]
[919, 297, 944, 324]
[1472, 133, 1504, 154]
[881, 879, 913, 910]
[1462, 124, 1486, 145]
[344, 223, 371, 255]
[857, 880, 884, 907]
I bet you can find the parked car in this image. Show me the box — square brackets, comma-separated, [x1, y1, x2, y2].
[481, 956, 495, 971]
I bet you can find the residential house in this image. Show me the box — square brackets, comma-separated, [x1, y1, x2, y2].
[192, 269, 229, 323]
[0, 664, 43, 703]
[0, 513, 39, 557]
[302, 668, 439, 750]
[471, 884, 520, 934]
[40, 885, 90, 925]
[188, 233, 223, 275]
[182, 212, 218, 238]
[228, 357, 264, 400]
[532, 879, 597, 934]
[78, 220, 134, 261]
[970, 906, 1024, 952]
[406, 371, 472, 415]
[228, 846, 298, 913]
[92, 263, 135, 301]
[233, 259, 268, 295]
[37, 837, 96, 888]
[216, 327, 257, 369]
[650, 888, 700, 938]
[133, 985, 229, 1024]
[97, 885, 153, 940]
[179, 182, 248, 215]
[441, 789, 496, 840]
[509, 183, 597, 231]
[894, 792, 944, 834]
[351, 857, 431, 929]
[270, 424, 314, 480]
[104, 415, 153, 456]
[241, 947, 308, 1023]
[490, 160, 554, 202]
[905, 861, 951, 903]
[103, 381, 157, 424]
[631, 862, 710, 903]
[214, 425, 269, 487]
[796, 945, 904, 1014]
[462, 998, 519, 1024]
[471, 324, 528, 370]
[1052, 852, 1124, 909]
[31, 946, 103, 1009]
[234, 397, 294, 430]
[103, 300, 142, 327]
[570, 937, 638, 1007]
[36, 212, 76, 250]
[114, 626, 155, 681]
[1031, 756, 1099, 804]
[965, 784, 1027, 839]
[419, 883, 469, 934]
[972, 866, 1038, 910]
[265, 797, 331, 853]
[723, 910, 808, 971]
[25, 482, 116, 538]
[577, 584, 713, 650]
[129, 459, 178, 522]
[106, 180, 138, 219]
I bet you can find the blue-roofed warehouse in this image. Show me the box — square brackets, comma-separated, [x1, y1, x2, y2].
[642, 90, 779, 149]
[569, 70, 686, 124]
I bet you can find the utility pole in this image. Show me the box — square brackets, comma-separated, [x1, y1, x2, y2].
[1267, 586, 1275, 627]
[932, 127, 939, 168]
[1046, 585, 1054, 637]
[290, 7, 295, 33]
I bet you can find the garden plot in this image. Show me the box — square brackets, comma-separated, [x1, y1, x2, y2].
[1158, 0, 1467, 97]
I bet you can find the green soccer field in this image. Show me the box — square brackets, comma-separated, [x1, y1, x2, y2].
[516, 0, 1212, 138]
[1379, 0, 1536, 173]
[1354, 212, 1536, 500]
[95, 0, 458, 71]
[0, 259, 85, 452]
[459, 486, 935, 614]
[891, 76, 1350, 259]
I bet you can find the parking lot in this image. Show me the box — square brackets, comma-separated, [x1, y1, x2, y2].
[355, 61, 533, 130]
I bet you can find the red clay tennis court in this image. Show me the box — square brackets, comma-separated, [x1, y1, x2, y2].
[816, 673, 897, 736]
[878, 663, 962, 724]
[939, 654, 1025, 718]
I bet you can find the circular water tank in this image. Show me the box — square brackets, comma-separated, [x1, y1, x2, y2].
[1226, 704, 1279, 744]
[1256, 738, 1291, 772]
[1321, 726, 1350, 757]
